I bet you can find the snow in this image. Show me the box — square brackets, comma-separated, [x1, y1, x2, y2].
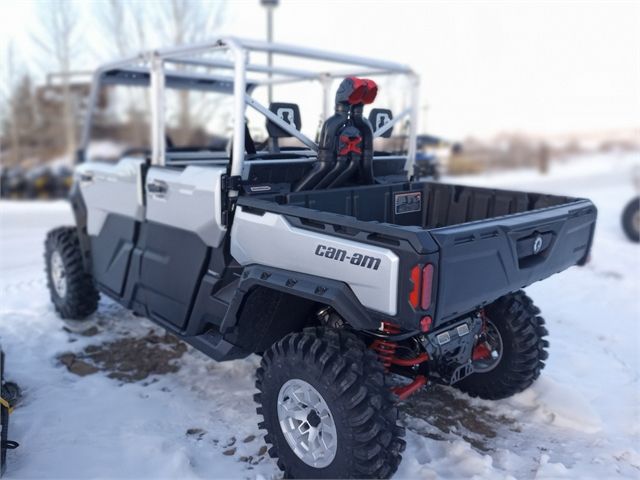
[1, 151, 639, 479]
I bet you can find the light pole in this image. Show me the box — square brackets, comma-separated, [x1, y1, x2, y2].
[261, 0, 279, 104]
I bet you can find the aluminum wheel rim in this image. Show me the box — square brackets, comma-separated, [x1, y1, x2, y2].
[473, 319, 503, 373]
[633, 210, 640, 233]
[277, 378, 338, 468]
[50, 250, 67, 299]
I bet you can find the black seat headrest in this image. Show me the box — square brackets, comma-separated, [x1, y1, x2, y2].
[266, 103, 302, 138]
[368, 108, 393, 138]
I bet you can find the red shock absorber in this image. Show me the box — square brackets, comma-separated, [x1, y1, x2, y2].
[370, 322, 431, 401]
[370, 322, 401, 371]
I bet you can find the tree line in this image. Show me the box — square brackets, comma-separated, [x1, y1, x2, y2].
[1, 0, 226, 167]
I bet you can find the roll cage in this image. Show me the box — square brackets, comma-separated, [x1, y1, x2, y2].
[80, 36, 420, 194]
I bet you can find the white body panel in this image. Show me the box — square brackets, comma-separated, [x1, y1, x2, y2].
[231, 208, 399, 315]
[145, 165, 227, 247]
[76, 158, 145, 235]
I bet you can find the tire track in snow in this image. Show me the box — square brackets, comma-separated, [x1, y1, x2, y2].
[1, 277, 46, 296]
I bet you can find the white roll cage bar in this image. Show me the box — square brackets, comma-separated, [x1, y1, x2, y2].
[81, 36, 420, 192]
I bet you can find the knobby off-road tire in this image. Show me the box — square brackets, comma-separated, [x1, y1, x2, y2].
[45, 227, 99, 319]
[455, 291, 549, 400]
[254, 327, 405, 479]
[621, 197, 640, 243]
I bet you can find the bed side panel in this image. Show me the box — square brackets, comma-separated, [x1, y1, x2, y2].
[230, 207, 400, 316]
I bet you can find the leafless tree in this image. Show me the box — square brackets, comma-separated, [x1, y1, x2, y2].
[101, 0, 128, 57]
[99, 0, 149, 57]
[130, 2, 148, 54]
[96, 0, 227, 146]
[158, 0, 226, 47]
[97, 0, 152, 147]
[0, 42, 22, 165]
[155, 0, 227, 144]
[32, 0, 82, 159]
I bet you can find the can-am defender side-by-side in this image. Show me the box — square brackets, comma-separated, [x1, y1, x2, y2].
[45, 38, 597, 479]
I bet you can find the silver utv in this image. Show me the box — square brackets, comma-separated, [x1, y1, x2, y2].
[44, 37, 595, 479]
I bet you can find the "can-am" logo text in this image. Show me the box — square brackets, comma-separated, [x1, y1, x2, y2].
[315, 244, 381, 271]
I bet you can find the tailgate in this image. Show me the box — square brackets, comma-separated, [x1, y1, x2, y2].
[429, 199, 596, 323]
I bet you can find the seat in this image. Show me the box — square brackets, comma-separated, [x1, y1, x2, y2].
[294, 77, 377, 192]
[368, 108, 394, 138]
[265, 102, 302, 153]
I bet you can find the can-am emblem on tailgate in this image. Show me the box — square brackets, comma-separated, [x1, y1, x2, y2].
[533, 235, 543, 254]
[315, 245, 381, 270]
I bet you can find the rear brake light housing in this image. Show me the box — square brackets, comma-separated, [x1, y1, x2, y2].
[421, 264, 434, 310]
[408, 263, 434, 310]
[409, 265, 421, 308]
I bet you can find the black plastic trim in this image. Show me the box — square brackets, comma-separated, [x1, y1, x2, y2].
[69, 183, 92, 273]
[220, 264, 378, 332]
[237, 195, 440, 254]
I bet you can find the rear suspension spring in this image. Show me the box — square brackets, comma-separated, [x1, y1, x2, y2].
[370, 322, 431, 401]
[370, 322, 401, 371]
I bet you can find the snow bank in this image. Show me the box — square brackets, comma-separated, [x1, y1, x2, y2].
[1, 151, 638, 479]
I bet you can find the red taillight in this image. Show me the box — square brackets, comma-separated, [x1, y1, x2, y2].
[421, 264, 434, 310]
[409, 265, 421, 308]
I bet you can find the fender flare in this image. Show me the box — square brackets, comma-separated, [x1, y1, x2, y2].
[219, 264, 379, 332]
[69, 182, 93, 273]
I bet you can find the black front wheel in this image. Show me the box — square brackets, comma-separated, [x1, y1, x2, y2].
[45, 227, 99, 320]
[255, 327, 405, 479]
[454, 291, 549, 400]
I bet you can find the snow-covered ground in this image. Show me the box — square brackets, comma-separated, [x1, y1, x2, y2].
[0, 151, 638, 479]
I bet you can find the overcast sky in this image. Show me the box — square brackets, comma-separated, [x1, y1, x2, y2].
[1, 0, 638, 139]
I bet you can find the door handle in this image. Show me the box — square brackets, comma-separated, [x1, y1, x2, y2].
[147, 180, 168, 195]
[79, 172, 94, 183]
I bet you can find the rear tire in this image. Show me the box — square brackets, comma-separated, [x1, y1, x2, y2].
[455, 291, 549, 400]
[621, 197, 640, 243]
[255, 327, 405, 479]
[45, 227, 99, 320]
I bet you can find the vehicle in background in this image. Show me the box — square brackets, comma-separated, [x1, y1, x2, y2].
[0, 168, 26, 199]
[52, 165, 73, 198]
[414, 151, 439, 179]
[621, 166, 640, 243]
[0, 168, 6, 199]
[1, 165, 72, 200]
[44, 38, 596, 479]
[24, 166, 58, 199]
[412, 134, 462, 180]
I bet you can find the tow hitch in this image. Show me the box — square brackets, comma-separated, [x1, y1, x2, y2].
[419, 313, 483, 385]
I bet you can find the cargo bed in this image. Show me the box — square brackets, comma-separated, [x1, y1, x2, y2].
[238, 181, 597, 325]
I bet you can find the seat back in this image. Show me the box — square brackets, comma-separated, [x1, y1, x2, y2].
[368, 108, 394, 138]
[265, 102, 302, 153]
[316, 78, 377, 188]
[293, 77, 378, 192]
